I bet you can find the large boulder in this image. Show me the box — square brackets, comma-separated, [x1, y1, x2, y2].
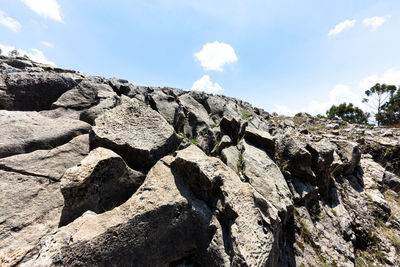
[0, 110, 91, 158]
[90, 98, 181, 170]
[332, 140, 361, 175]
[277, 133, 316, 184]
[244, 126, 275, 153]
[21, 156, 201, 267]
[221, 146, 240, 173]
[219, 115, 247, 142]
[52, 80, 114, 110]
[59, 147, 146, 226]
[383, 172, 400, 192]
[178, 94, 216, 153]
[23, 145, 288, 266]
[79, 88, 120, 125]
[306, 139, 335, 195]
[148, 89, 184, 128]
[0, 135, 89, 266]
[241, 140, 293, 220]
[0, 72, 80, 110]
[172, 145, 287, 266]
[108, 78, 134, 95]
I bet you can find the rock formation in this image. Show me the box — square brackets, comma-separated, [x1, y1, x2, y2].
[0, 55, 399, 266]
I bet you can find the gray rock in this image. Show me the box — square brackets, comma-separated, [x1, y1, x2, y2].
[242, 139, 293, 220]
[0, 134, 89, 181]
[332, 140, 361, 175]
[90, 98, 181, 170]
[108, 78, 134, 95]
[179, 93, 216, 153]
[1, 72, 78, 110]
[148, 89, 184, 128]
[219, 115, 247, 142]
[326, 123, 340, 130]
[39, 107, 82, 120]
[172, 145, 286, 266]
[244, 126, 275, 153]
[22, 156, 202, 267]
[219, 135, 232, 150]
[52, 80, 114, 110]
[79, 86, 120, 125]
[383, 172, 400, 192]
[23, 146, 289, 266]
[289, 178, 319, 205]
[221, 145, 239, 173]
[0, 110, 90, 158]
[306, 140, 335, 195]
[0, 136, 90, 266]
[59, 147, 145, 226]
[277, 133, 316, 184]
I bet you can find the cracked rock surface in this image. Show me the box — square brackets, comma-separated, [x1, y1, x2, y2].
[1, 56, 399, 266]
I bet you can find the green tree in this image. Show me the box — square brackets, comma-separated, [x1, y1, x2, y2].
[362, 83, 397, 126]
[326, 103, 369, 124]
[378, 87, 400, 126]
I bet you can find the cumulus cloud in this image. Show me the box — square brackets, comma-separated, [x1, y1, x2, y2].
[42, 41, 55, 48]
[0, 10, 21, 32]
[328, 19, 356, 36]
[191, 75, 223, 93]
[194, 41, 238, 71]
[363, 16, 390, 31]
[21, 0, 64, 23]
[0, 43, 56, 66]
[329, 84, 359, 104]
[359, 69, 400, 91]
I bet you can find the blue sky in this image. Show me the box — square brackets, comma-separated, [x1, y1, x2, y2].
[1, 0, 400, 115]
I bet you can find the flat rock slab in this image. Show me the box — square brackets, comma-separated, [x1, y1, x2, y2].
[90, 98, 181, 170]
[0, 134, 89, 181]
[60, 147, 146, 226]
[0, 110, 91, 159]
[244, 126, 275, 153]
[0, 135, 90, 266]
[0, 171, 63, 267]
[242, 140, 293, 221]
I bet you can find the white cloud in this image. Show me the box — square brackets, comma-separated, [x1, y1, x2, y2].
[274, 85, 362, 116]
[191, 75, 223, 93]
[194, 41, 238, 71]
[21, 0, 64, 23]
[274, 68, 400, 116]
[42, 41, 55, 48]
[0, 43, 56, 66]
[0, 10, 21, 32]
[359, 69, 400, 90]
[329, 84, 359, 104]
[328, 19, 356, 36]
[363, 16, 390, 31]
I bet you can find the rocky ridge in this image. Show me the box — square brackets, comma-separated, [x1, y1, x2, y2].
[0, 55, 399, 266]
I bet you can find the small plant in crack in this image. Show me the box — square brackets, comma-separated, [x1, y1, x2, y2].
[241, 109, 253, 120]
[102, 203, 117, 212]
[375, 215, 384, 226]
[309, 203, 323, 221]
[237, 152, 243, 174]
[190, 136, 197, 144]
[39, 229, 51, 239]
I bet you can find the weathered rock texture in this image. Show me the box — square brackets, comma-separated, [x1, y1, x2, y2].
[0, 55, 399, 267]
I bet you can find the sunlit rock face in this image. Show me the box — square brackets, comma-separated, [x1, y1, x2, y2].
[1, 55, 399, 267]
